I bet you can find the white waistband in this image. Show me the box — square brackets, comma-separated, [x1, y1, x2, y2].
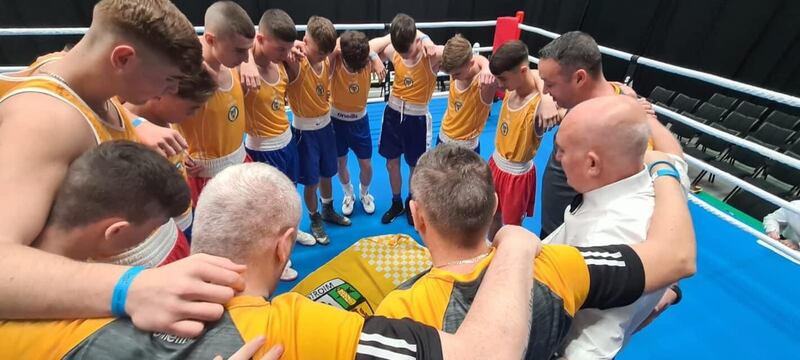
[245, 127, 292, 152]
[292, 113, 331, 131]
[439, 132, 480, 150]
[100, 218, 178, 267]
[388, 95, 429, 116]
[174, 208, 193, 232]
[330, 106, 367, 121]
[492, 151, 534, 175]
[193, 144, 247, 178]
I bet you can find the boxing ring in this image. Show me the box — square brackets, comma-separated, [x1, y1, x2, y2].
[2, 16, 799, 359]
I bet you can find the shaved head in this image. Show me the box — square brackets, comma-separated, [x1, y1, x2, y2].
[204, 1, 255, 39]
[555, 96, 651, 192]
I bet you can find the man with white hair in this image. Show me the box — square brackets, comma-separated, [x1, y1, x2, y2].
[1, 161, 541, 359]
[545, 95, 687, 359]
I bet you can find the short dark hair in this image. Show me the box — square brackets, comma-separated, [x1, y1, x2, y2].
[205, 1, 256, 39]
[489, 40, 529, 75]
[538, 31, 602, 78]
[411, 144, 497, 245]
[47, 141, 190, 228]
[340, 31, 370, 72]
[390, 13, 416, 54]
[176, 67, 217, 103]
[259, 9, 296, 43]
[307, 16, 337, 55]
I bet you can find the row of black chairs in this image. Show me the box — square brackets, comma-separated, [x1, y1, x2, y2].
[649, 86, 800, 130]
[647, 86, 800, 221]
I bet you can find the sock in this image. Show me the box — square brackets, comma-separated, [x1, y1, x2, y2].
[392, 193, 402, 202]
[360, 183, 370, 197]
[321, 197, 333, 205]
[308, 210, 318, 216]
[342, 182, 354, 197]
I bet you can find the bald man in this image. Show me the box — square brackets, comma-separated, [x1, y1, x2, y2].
[544, 96, 686, 360]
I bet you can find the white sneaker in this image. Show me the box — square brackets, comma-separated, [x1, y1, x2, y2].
[296, 230, 316, 246]
[361, 193, 376, 214]
[280, 263, 298, 281]
[342, 194, 355, 216]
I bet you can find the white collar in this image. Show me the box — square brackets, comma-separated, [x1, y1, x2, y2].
[582, 167, 651, 210]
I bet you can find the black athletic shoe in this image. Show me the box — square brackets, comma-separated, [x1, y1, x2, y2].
[381, 199, 405, 224]
[310, 212, 330, 245]
[405, 197, 414, 226]
[321, 202, 351, 226]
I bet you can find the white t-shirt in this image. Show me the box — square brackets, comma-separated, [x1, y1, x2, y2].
[544, 166, 671, 360]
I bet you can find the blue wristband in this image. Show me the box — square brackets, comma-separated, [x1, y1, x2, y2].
[653, 168, 680, 182]
[111, 266, 146, 317]
[131, 117, 146, 128]
[648, 160, 677, 175]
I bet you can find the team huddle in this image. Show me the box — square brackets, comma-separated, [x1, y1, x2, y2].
[0, 0, 697, 359]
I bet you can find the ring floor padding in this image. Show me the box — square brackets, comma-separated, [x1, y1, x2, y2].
[275, 97, 800, 359]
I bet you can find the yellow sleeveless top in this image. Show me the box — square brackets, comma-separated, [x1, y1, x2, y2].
[0, 52, 63, 97]
[495, 91, 542, 163]
[286, 57, 330, 118]
[331, 61, 371, 113]
[391, 52, 436, 105]
[245, 63, 290, 137]
[441, 76, 491, 140]
[175, 68, 245, 160]
[1, 77, 138, 144]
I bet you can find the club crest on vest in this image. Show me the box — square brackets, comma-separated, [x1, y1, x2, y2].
[403, 75, 414, 88]
[348, 83, 359, 94]
[307, 278, 373, 317]
[454, 100, 463, 112]
[271, 98, 281, 111]
[228, 105, 239, 122]
[501, 122, 509, 136]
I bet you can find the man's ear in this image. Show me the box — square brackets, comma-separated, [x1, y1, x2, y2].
[574, 69, 588, 86]
[586, 150, 601, 177]
[410, 199, 426, 234]
[104, 220, 131, 242]
[109, 45, 136, 71]
[275, 227, 297, 265]
[204, 32, 216, 47]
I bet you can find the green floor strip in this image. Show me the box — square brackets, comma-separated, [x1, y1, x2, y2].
[694, 191, 765, 231]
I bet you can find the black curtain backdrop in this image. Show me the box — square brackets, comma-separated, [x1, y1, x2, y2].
[1, 0, 798, 112]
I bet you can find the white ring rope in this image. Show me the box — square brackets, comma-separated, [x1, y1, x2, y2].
[517, 23, 800, 107]
[517, 24, 559, 40]
[0, 20, 498, 37]
[1, 49, 497, 75]
[688, 193, 800, 263]
[685, 155, 800, 216]
[0, 27, 90, 36]
[416, 20, 497, 29]
[637, 56, 800, 108]
[653, 104, 800, 171]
